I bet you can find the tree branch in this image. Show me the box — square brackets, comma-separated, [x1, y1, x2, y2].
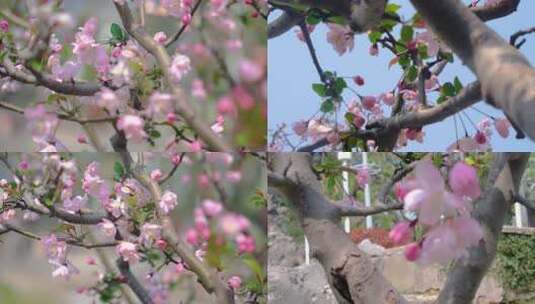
[114, 1, 232, 152]
[410, 0, 535, 141]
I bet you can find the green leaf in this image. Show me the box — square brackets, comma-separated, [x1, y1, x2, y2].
[113, 161, 125, 181]
[436, 95, 447, 104]
[453, 76, 463, 93]
[441, 82, 456, 97]
[312, 83, 327, 97]
[368, 31, 382, 44]
[333, 77, 347, 95]
[385, 3, 401, 14]
[150, 129, 161, 138]
[320, 99, 335, 113]
[398, 54, 410, 69]
[406, 65, 418, 82]
[417, 44, 428, 59]
[110, 23, 124, 41]
[344, 112, 355, 124]
[306, 14, 321, 25]
[326, 15, 346, 25]
[400, 25, 414, 43]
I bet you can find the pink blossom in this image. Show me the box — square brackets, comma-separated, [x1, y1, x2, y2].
[448, 161, 481, 200]
[232, 86, 255, 110]
[51, 261, 79, 279]
[169, 53, 191, 83]
[83, 162, 110, 200]
[475, 131, 487, 145]
[116, 242, 140, 264]
[227, 276, 242, 289]
[117, 115, 148, 142]
[150, 169, 163, 181]
[404, 243, 422, 261]
[292, 120, 308, 136]
[146, 92, 174, 119]
[0, 20, 9, 32]
[86, 256, 96, 265]
[185, 228, 199, 246]
[140, 223, 162, 247]
[494, 118, 510, 138]
[403, 160, 465, 226]
[361, 96, 377, 111]
[98, 219, 117, 238]
[236, 234, 256, 253]
[96, 88, 122, 114]
[389, 222, 413, 245]
[217, 95, 237, 116]
[77, 134, 88, 144]
[63, 195, 87, 213]
[225, 170, 242, 183]
[153, 31, 168, 44]
[356, 167, 370, 188]
[42, 234, 67, 262]
[189, 140, 203, 152]
[159, 190, 178, 214]
[326, 24, 354, 56]
[382, 92, 395, 106]
[192, 79, 207, 100]
[353, 75, 365, 86]
[202, 199, 223, 216]
[239, 59, 263, 83]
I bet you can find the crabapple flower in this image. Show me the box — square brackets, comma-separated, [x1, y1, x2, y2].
[292, 120, 308, 137]
[202, 199, 223, 216]
[389, 222, 413, 245]
[0, 20, 8, 32]
[404, 243, 422, 261]
[117, 115, 148, 142]
[146, 92, 174, 119]
[361, 96, 377, 111]
[236, 234, 256, 254]
[96, 88, 123, 114]
[239, 59, 263, 83]
[356, 167, 370, 188]
[494, 117, 511, 138]
[326, 24, 354, 56]
[154, 31, 168, 44]
[116, 241, 140, 264]
[159, 190, 178, 214]
[448, 161, 481, 200]
[63, 195, 87, 213]
[140, 223, 162, 247]
[227, 276, 242, 289]
[169, 53, 192, 83]
[185, 229, 199, 246]
[150, 169, 163, 181]
[83, 162, 110, 200]
[98, 219, 117, 238]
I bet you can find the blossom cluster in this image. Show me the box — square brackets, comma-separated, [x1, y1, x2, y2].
[389, 159, 484, 265]
[0, 0, 267, 151]
[0, 152, 261, 303]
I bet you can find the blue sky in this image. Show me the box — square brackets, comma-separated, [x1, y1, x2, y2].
[268, 0, 535, 151]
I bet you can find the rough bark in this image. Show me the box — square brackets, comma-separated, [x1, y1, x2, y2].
[410, 0, 535, 140]
[269, 153, 407, 304]
[436, 153, 530, 304]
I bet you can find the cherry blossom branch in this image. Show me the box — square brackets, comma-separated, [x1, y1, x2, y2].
[117, 258, 154, 304]
[114, 1, 232, 152]
[165, 0, 204, 48]
[0, 223, 118, 249]
[367, 81, 482, 133]
[0, 56, 105, 96]
[471, 0, 520, 21]
[299, 21, 325, 82]
[410, 0, 535, 141]
[113, 149, 235, 304]
[335, 201, 403, 216]
[267, 10, 303, 39]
